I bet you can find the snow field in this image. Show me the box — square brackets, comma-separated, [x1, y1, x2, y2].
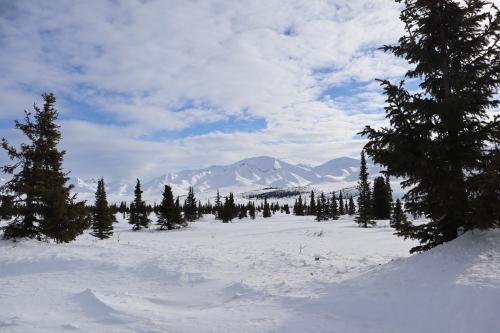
[1, 214, 499, 332]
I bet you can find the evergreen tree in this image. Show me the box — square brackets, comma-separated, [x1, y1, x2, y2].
[330, 192, 339, 220]
[214, 189, 222, 219]
[263, 198, 271, 218]
[90, 178, 114, 239]
[156, 185, 177, 230]
[355, 151, 374, 227]
[295, 194, 304, 216]
[1, 93, 88, 242]
[338, 191, 344, 215]
[361, 0, 500, 252]
[309, 191, 316, 215]
[174, 196, 184, 226]
[183, 187, 197, 222]
[248, 201, 256, 219]
[197, 200, 203, 219]
[372, 176, 392, 219]
[348, 196, 356, 215]
[129, 179, 150, 230]
[316, 192, 328, 221]
[391, 199, 407, 229]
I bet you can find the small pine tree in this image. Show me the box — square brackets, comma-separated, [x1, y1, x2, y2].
[263, 198, 271, 218]
[338, 191, 344, 215]
[309, 191, 316, 215]
[330, 192, 339, 220]
[183, 187, 198, 222]
[295, 194, 304, 216]
[391, 199, 407, 229]
[355, 151, 374, 227]
[129, 179, 150, 230]
[248, 201, 256, 219]
[348, 196, 356, 215]
[174, 196, 184, 226]
[156, 185, 177, 230]
[90, 178, 114, 239]
[372, 176, 392, 219]
[214, 189, 222, 219]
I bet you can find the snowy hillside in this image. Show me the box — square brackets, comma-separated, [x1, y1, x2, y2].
[70, 156, 383, 202]
[1, 215, 498, 332]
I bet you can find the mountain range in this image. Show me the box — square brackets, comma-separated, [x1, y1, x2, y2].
[70, 156, 382, 202]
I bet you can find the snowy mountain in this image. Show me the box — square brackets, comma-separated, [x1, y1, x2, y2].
[69, 156, 383, 202]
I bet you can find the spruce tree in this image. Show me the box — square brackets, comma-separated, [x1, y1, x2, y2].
[330, 192, 339, 220]
[174, 196, 184, 226]
[248, 201, 256, 219]
[156, 185, 177, 230]
[295, 194, 304, 216]
[1, 93, 88, 242]
[90, 178, 114, 239]
[391, 199, 407, 229]
[309, 191, 316, 215]
[263, 198, 271, 218]
[361, 0, 500, 252]
[184, 187, 197, 222]
[372, 176, 392, 219]
[348, 196, 356, 215]
[129, 179, 150, 230]
[355, 151, 374, 227]
[338, 191, 344, 215]
[214, 189, 222, 219]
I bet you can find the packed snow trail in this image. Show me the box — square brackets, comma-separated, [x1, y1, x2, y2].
[0, 215, 498, 332]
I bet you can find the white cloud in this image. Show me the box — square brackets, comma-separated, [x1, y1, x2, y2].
[0, 0, 408, 180]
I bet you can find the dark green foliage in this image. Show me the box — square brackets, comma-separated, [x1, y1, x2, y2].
[361, 0, 500, 252]
[248, 201, 256, 219]
[372, 176, 392, 219]
[214, 189, 222, 219]
[1, 93, 89, 242]
[183, 187, 198, 222]
[391, 199, 408, 228]
[220, 193, 237, 222]
[308, 191, 316, 215]
[91, 178, 114, 239]
[129, 179, 150, 230]
[293, 194, 305, 216]
[355, 151, 374, 228]
[0, 195, 13, 220]
[156, 185, 182, 230]
[330, 193, 339, 220]
[315, 192, 328, 221]
[338, 191, 344, 215]
[263, 198, 271, 218]
[348, 196, 356, 215]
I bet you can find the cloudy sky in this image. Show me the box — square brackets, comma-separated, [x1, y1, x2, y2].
[0, 0, 411, 180]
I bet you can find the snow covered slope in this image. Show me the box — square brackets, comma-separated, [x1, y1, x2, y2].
[0, 215, 498, 332]
[70, 156, 382, 202]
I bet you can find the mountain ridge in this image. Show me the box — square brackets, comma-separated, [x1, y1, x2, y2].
[70, 156, 382, 202]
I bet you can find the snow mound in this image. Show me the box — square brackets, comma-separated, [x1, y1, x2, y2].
[70, 289, 125, 324]
[274, 229, 500, 333]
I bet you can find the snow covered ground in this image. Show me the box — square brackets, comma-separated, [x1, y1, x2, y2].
[1, 214, 499, 332]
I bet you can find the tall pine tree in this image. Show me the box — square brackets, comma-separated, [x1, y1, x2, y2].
[91, 178, 114, 239]
[355, 151, 374, 227]
[372, 176, 392, 219]
[361, 0, 500, 252]
[129, 179, 150, 230]
[183, 187, 197, 222]
[1, 93, 88, 242]
[156, 185, 179, 230]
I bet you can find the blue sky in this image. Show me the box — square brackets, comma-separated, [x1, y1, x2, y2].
[0, 0, 410, 180]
